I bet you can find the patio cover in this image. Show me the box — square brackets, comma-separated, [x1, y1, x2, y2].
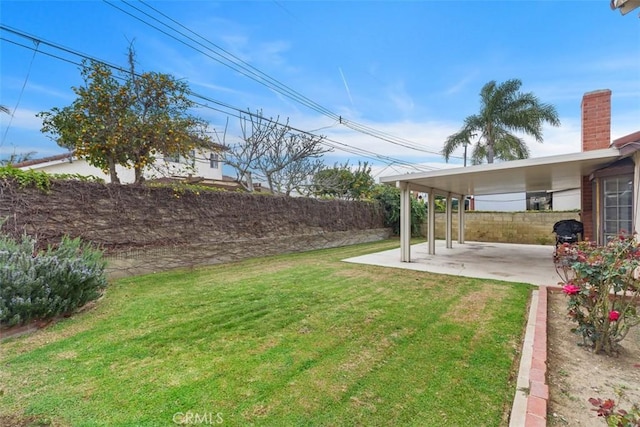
[379, 147, 622, 261]
[611, 0, 640, 15]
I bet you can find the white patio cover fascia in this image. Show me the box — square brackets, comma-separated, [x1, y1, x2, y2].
[380, 147, 622, 261]
[611, 0, 640, 15]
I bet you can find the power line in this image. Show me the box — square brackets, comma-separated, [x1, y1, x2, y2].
[104, 0, 339, 120]
[1, 39, 39, 147]
[103, 0, 460, 159]
[0, 25, 435, 171]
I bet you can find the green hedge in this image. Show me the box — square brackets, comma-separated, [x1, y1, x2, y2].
[372, 184, 425, 236]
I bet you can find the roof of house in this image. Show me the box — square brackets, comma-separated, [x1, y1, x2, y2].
[12, 152, 73, 168]
[12, 143, 228, 169]
[612, 130, 640, 156]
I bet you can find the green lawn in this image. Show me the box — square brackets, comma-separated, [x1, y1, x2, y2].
[0, 240, 532, 426]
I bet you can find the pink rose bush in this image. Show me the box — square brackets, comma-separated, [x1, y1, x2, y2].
[562, 283, 581, 295]
[555, 233, 640, 355]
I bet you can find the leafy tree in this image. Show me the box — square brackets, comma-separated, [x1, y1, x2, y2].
[311, 161, 375, 200]
[312, 166, 354, 199]
[442, 79, 560, 165]
[38, 50, 212, 184]
[223, 110, 330, 194]
[371, 184, 425, 236]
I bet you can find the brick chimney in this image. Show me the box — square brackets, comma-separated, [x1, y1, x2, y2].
[581, 89, 611, 152]
[580, 89, 612, 242]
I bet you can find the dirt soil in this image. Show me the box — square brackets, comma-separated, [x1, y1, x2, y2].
[547, 291, 640, 426]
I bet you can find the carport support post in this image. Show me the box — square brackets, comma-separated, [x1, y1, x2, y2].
[458, 195, 465, 244]
[428, 190, 436, 255]
[398, 181, 411, 262]
[446, 193, 453, 249]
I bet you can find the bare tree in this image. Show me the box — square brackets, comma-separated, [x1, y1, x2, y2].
[223, 110, 331, 193]
[222, 111, 272, 191]
[270, 155, 325, 196]
[256, 130, 329, 194]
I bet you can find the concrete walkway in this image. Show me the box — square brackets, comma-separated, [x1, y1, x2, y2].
[344, 240, 561, 287]
[343, 240, 555, 426]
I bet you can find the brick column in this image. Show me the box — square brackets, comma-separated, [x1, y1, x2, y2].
[581, 90, 611, 152]
[580, 89, 611, 242]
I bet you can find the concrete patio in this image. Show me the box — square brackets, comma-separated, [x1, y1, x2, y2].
[343, 240, 561, 287]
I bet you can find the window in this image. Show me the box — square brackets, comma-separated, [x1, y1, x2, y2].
[602, 175, 633, 242]
[209, 153, 219, 169]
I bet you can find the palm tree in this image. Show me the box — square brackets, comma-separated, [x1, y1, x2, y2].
[0, 105, 10, 115]
[442, 79, 560, 165]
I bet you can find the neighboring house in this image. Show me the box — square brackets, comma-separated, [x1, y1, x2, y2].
[547, 188, 581, 211]
[382, 89, 640, 258]
[473, 194, 525, 212]
[13, 148, 224, 184]
[471, 189, 580, 212]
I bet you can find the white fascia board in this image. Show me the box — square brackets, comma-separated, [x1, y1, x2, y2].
[380, 148, 620, 184]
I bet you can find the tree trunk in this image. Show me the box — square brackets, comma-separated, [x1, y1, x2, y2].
[244, 171, 254, 192]
[134, 167, 145, 184]
[487, 144, 495, 164]
[108, 157, 120, 184]
[266, 173, 274, 194]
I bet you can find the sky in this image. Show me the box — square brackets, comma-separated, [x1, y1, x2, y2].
[1, 0, 639, 180]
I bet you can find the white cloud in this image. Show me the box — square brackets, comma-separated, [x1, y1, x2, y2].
[445, 73, 476, 95]
[386, 81, 415, 115]
[0, 107, 45, 132]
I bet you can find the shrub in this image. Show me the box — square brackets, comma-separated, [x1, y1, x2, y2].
[555, 233, 640, 355]
[371, 184, 426, 236]
[589, 396, 640, 426]
[0, 232, 107, 327]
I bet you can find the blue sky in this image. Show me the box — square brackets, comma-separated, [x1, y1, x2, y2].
[1, 0, 639, 178]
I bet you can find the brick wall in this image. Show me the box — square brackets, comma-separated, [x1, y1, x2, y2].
[580, 89, 612, 243]
[581, 176, 594, 241]
[420, 212, 581, 245]
[581, 90, 611, 152]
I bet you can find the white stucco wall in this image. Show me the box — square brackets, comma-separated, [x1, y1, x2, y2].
[18, 149, 223, 184]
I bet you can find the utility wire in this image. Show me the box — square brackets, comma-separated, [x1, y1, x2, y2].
[0, 26, 436, 171]
[1, 39, 39, 147]
[104, 0, 339, 121]
[104, 0, 460, 159]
